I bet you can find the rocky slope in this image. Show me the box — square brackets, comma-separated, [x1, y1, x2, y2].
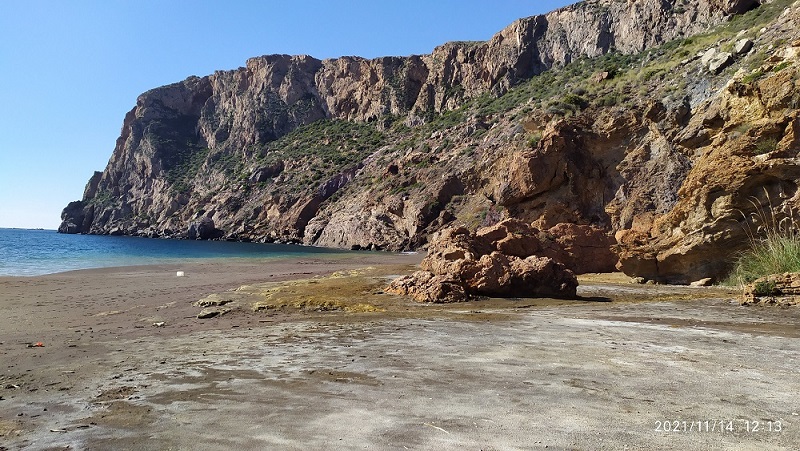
[616, 47, 800, 283]
[60, 0, 800, 283]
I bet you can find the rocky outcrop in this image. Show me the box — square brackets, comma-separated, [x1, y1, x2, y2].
[617, 37, 800, 283]
[742, 273, 800, 307]
[542, 223, 618, 274]
[60, 0, 759, 247]
[472, 4, 800, 284]
[188, 217, 223, 240]
[386, 221, 580, 302]
[58, 201, 91, 234]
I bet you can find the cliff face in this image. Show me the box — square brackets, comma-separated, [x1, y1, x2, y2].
[61, 0, 799, 283]
[617, 42, 800, 283]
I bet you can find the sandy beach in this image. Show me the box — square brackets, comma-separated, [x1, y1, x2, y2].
[2, 256, 800, 450]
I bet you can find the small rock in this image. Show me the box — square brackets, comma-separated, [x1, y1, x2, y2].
[690, 278, 713, 287]
[734, 38, 754, 55]
[194, 294, 232, 307]
[631, 277, 647, 284]
[593, 71, 611, 83]
[708, 52, 734, 74]
[700, 48, 718, 67]
[197, 307, 230, 319]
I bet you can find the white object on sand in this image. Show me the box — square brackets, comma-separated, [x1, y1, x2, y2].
[176, 271, 185, 277]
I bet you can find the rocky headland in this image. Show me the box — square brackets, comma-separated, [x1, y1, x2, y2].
[60, 0, 800, 287]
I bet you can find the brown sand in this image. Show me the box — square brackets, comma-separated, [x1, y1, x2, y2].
[2, 257, 800, 450]
[0, 254, 422, 382]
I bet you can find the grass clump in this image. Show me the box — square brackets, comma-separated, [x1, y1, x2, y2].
[726, 193, 800, 286]
[742, 69, 765, 84]
[727, 234, 800, 286]
[772, 61, 793, 73]
[527, 132, 543, 149]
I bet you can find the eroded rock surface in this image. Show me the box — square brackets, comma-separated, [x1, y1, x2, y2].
[387, 220, 579, 302]
[617, 37, 800, 283]
[742, 272, 800, 307]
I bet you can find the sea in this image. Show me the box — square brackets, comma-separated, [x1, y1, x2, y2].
[0, 228, 349, 277]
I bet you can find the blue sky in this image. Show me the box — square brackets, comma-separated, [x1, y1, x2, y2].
[0, 1, 573, 229]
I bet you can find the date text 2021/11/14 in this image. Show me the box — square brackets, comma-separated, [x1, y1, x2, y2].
[655, 420, 783, 433]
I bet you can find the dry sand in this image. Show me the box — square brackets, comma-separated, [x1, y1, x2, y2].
[1, 255, 799, 450]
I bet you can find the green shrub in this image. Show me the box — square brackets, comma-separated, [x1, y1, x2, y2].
[773, 61, 792, 73]
[597, 94, 618, 107]
[741, 70, 764, 84]
[563, 93, 588, 108]
[753, 137, 779, 155]
[527, 132, 542, 149]
[752, 279, 778, 296]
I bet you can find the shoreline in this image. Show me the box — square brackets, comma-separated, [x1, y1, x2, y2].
[1, 227, 410, 278]
[0, 251, 421, 279]
[0, 251, 424, 335]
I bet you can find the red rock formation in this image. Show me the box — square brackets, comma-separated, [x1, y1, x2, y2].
[542, 223, 618, 274]
[387, 220, 580, 302]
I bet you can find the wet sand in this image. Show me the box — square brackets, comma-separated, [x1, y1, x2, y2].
[1, 257, 799, 450]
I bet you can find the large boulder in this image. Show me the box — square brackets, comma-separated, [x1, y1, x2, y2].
[420, 225, 494, 276]
[388, 253, 577, 303]
[474, 219, 541, 258]
[387, 220, 579, 302]
[188, 217, 222, 240]
[425, 219, 618, 275]
[58, 201, 88, 234]
[463, 252, 578, 298]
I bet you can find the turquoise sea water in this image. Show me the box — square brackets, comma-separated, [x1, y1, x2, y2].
[0, 228, 348, 276]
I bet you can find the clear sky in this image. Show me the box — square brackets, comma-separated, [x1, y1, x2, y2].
[0, 1, 573, 229]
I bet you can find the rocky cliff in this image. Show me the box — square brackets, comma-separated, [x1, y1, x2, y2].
[61, 0, 800, 283]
